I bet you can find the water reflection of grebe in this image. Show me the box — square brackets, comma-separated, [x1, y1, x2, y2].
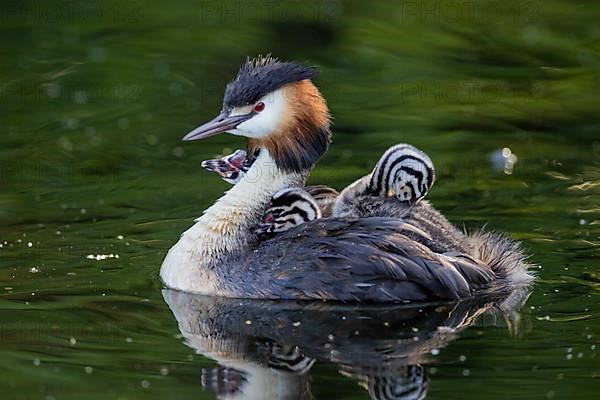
[163, 288, 530, 400]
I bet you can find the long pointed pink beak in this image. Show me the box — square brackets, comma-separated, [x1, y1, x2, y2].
[182, 111, 253, 141]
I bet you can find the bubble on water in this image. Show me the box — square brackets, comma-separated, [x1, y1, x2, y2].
[86, 254, 119, 261]
[462, 369, 470, 376]
[29, 267, 40, 273]
[141, 380, 150, 389]
[27, 242, 32, 247]
[46, 83, 61, 99]
[327, 334, 335, 341]
[125, 337, 133, 343]
[84, 366, 93, 374]
[160, 367, 169, 376]
[546, 390, 555, 399]
[459, 355, 467, 362]
[33, 358, 40, 366]
[566, 354, 573, 360]
[245, 320, 252, 325]
[490, 147, 518, 174]
[431, 349, 440, 356]
[69, 337, 77, 346]
[292, 321, 301, 327]
[117, 235, 124, 240]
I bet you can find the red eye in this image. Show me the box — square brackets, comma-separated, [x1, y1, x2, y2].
[254, 101, 265, 112]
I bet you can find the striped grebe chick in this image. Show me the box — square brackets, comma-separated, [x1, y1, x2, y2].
[332, 144, 470, 254]
[201, 149, 251, 185]
[161, 55, 534, 302]
[257, 187, 322, 234]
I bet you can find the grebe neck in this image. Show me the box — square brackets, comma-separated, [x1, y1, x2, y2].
[160, 149, 306, 294]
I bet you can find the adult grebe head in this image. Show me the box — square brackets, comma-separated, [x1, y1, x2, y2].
[183, 55, 331, 173]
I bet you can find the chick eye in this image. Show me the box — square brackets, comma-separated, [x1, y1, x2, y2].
[254, 101, 265, 112]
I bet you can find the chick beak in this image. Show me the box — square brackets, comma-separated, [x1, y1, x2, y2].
[182, 110, 253, 141]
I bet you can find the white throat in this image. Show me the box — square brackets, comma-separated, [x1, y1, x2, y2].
[160, 149, 305, 294]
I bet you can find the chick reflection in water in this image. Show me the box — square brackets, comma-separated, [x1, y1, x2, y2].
[163, 289, 529, 400]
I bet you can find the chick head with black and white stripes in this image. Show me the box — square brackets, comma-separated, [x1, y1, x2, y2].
[257, 188, 322, 234]
[369, 144, 436, 205]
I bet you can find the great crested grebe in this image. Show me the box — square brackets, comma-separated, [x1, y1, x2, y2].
[160, 55, 534, 301]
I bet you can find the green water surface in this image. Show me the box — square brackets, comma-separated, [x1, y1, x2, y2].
[1, 0, 598, 399]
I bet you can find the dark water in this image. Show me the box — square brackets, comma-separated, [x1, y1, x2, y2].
[1, 0, 598, 398]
